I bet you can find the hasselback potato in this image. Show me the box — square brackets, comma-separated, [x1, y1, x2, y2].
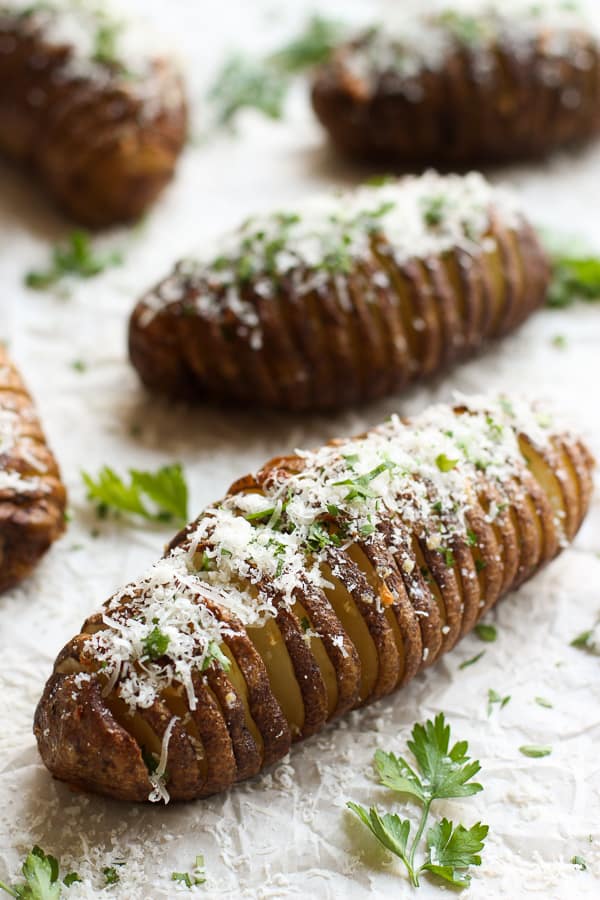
[0, 0, 187, 227]
[129, 171, 550, 412]
[311, 1, 600, 164]
[0, 347, 66, 591]
[35, 396, 593, 803]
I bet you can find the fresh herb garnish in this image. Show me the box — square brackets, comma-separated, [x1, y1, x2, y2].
[487, 689, 510, 716]
[571, 855, 587, 871]
[422, 196, 447, 228]
[142, 626, 170, 661]
[474, 624, 496, 643]
[0, 846, 61, 899]
[93, 19, 122, 66]
[269, 15, 343, 72]
[548, 253, 600, 307]
[534, 696, 553, 709]
[570, 625, 599, 654]
[459, 651, 485, 670]
[435, 453, 458, 472]
[347, 713, 488, 888]
[82, 463, 188, 524]
[171, 855, 206, 888]
[208, 16, 344, 128]
[103, 866, 120, 887]
[25, 232, 122, 291]
[201, 641, 231, 673]
[519, 745, 552, 759]
[63, 873, 81, 887]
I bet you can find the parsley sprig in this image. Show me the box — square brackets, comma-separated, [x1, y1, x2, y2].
[0, 846, 80, 899]
[540, 229, 600, 307]
[82, 464, 188, 524]
[208, 15, 344, 127]
[348, 713, 487, 889]
[25, 232, 123, 292]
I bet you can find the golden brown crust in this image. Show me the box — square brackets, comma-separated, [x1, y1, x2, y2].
[34, 410, 595, 803]
[0, 9, 187, 227]
[129, 216, 551, 413]
[0, 346, 66, 592]
[311, 31, 600, 164]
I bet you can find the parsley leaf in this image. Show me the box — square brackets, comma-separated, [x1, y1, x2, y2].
[82, 464, 188, 524]
[103, 866, 120, 886]
[171, 854, 206, 888]
[548, 254, 600, 307]
[0, 846, 61, 899]
[130, 465, 188, 523]
[459, 650, 485, 670]
[534, 696, 553, 709]
[423, 819, 489, 888]
[571, 855, 587, 871]
[269, 15, 343, 72]
[25, 231, 122, 291]
[348, 713, 486, 888]
[201, 641, 231, 673]
[519, 745, 552, 758]
[142, 626, 170, 661]
[487, 689, 510, 716]
[208, 55, 287, 126]
[475, 623, 497, 643]
[571, 625, 599, 654]
[347, 803, 411, 863]
[208, 16, 343, 128]
[435, 453, 458, 472]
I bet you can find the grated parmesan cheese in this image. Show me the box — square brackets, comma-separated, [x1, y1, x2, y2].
[86, 395, 568, 735]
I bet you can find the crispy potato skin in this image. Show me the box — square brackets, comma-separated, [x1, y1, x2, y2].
[0, 348, 66, 592]
[0, 11, 187, 227]
[34, 412, 594, 803]
[311, 33, 600, 164]
[129, 215, 550, 412]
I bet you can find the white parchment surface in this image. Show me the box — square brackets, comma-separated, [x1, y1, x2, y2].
[0, 1, 599, 897]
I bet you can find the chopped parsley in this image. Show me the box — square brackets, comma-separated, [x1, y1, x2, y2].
[459, 650, 485, 670]
[422, 195, 447, 228]
[474, 623, 496, 643]
[25, 231, 123, 292]
[208, 16, 344, 128]
[534, 696, 553, 709]
[201, 640, 231, 673]
[171, 855, 206, 888]
[82, 463, 188, 524]
[0, 846, 81, 898]
[570, 625, 599, 654]
[571, 855, 587, 871]
[435, 453, 458, 472]
[519, 745, 552, 759]
[142, 626, 170, 661]
[103, 866, 120, 886]
[347, 713, 487, 888]
[487, 689, 510, 716]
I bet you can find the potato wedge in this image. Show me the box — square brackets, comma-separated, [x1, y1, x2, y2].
[0, 346, 66, 591]
[129, 172, 550, 411]
[311, 4, 600, 164]
[0, 1, 187, 227]
[34, 396, 593, 802]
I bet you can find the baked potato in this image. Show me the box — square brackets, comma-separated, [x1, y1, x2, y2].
[34, 396, 593, 802]
[311, 2, 600, 164]
[0, 1, 187, 227]
[129, 171, 550, 412]
[0, 346, 66, 592]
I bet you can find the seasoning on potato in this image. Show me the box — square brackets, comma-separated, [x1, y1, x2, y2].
[0, 347, 66, 592]
[0, 0, 187, 227]
[35, 396, 593, 802]
[129, 171, 550, 411]
[311, 1, 600, 164]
